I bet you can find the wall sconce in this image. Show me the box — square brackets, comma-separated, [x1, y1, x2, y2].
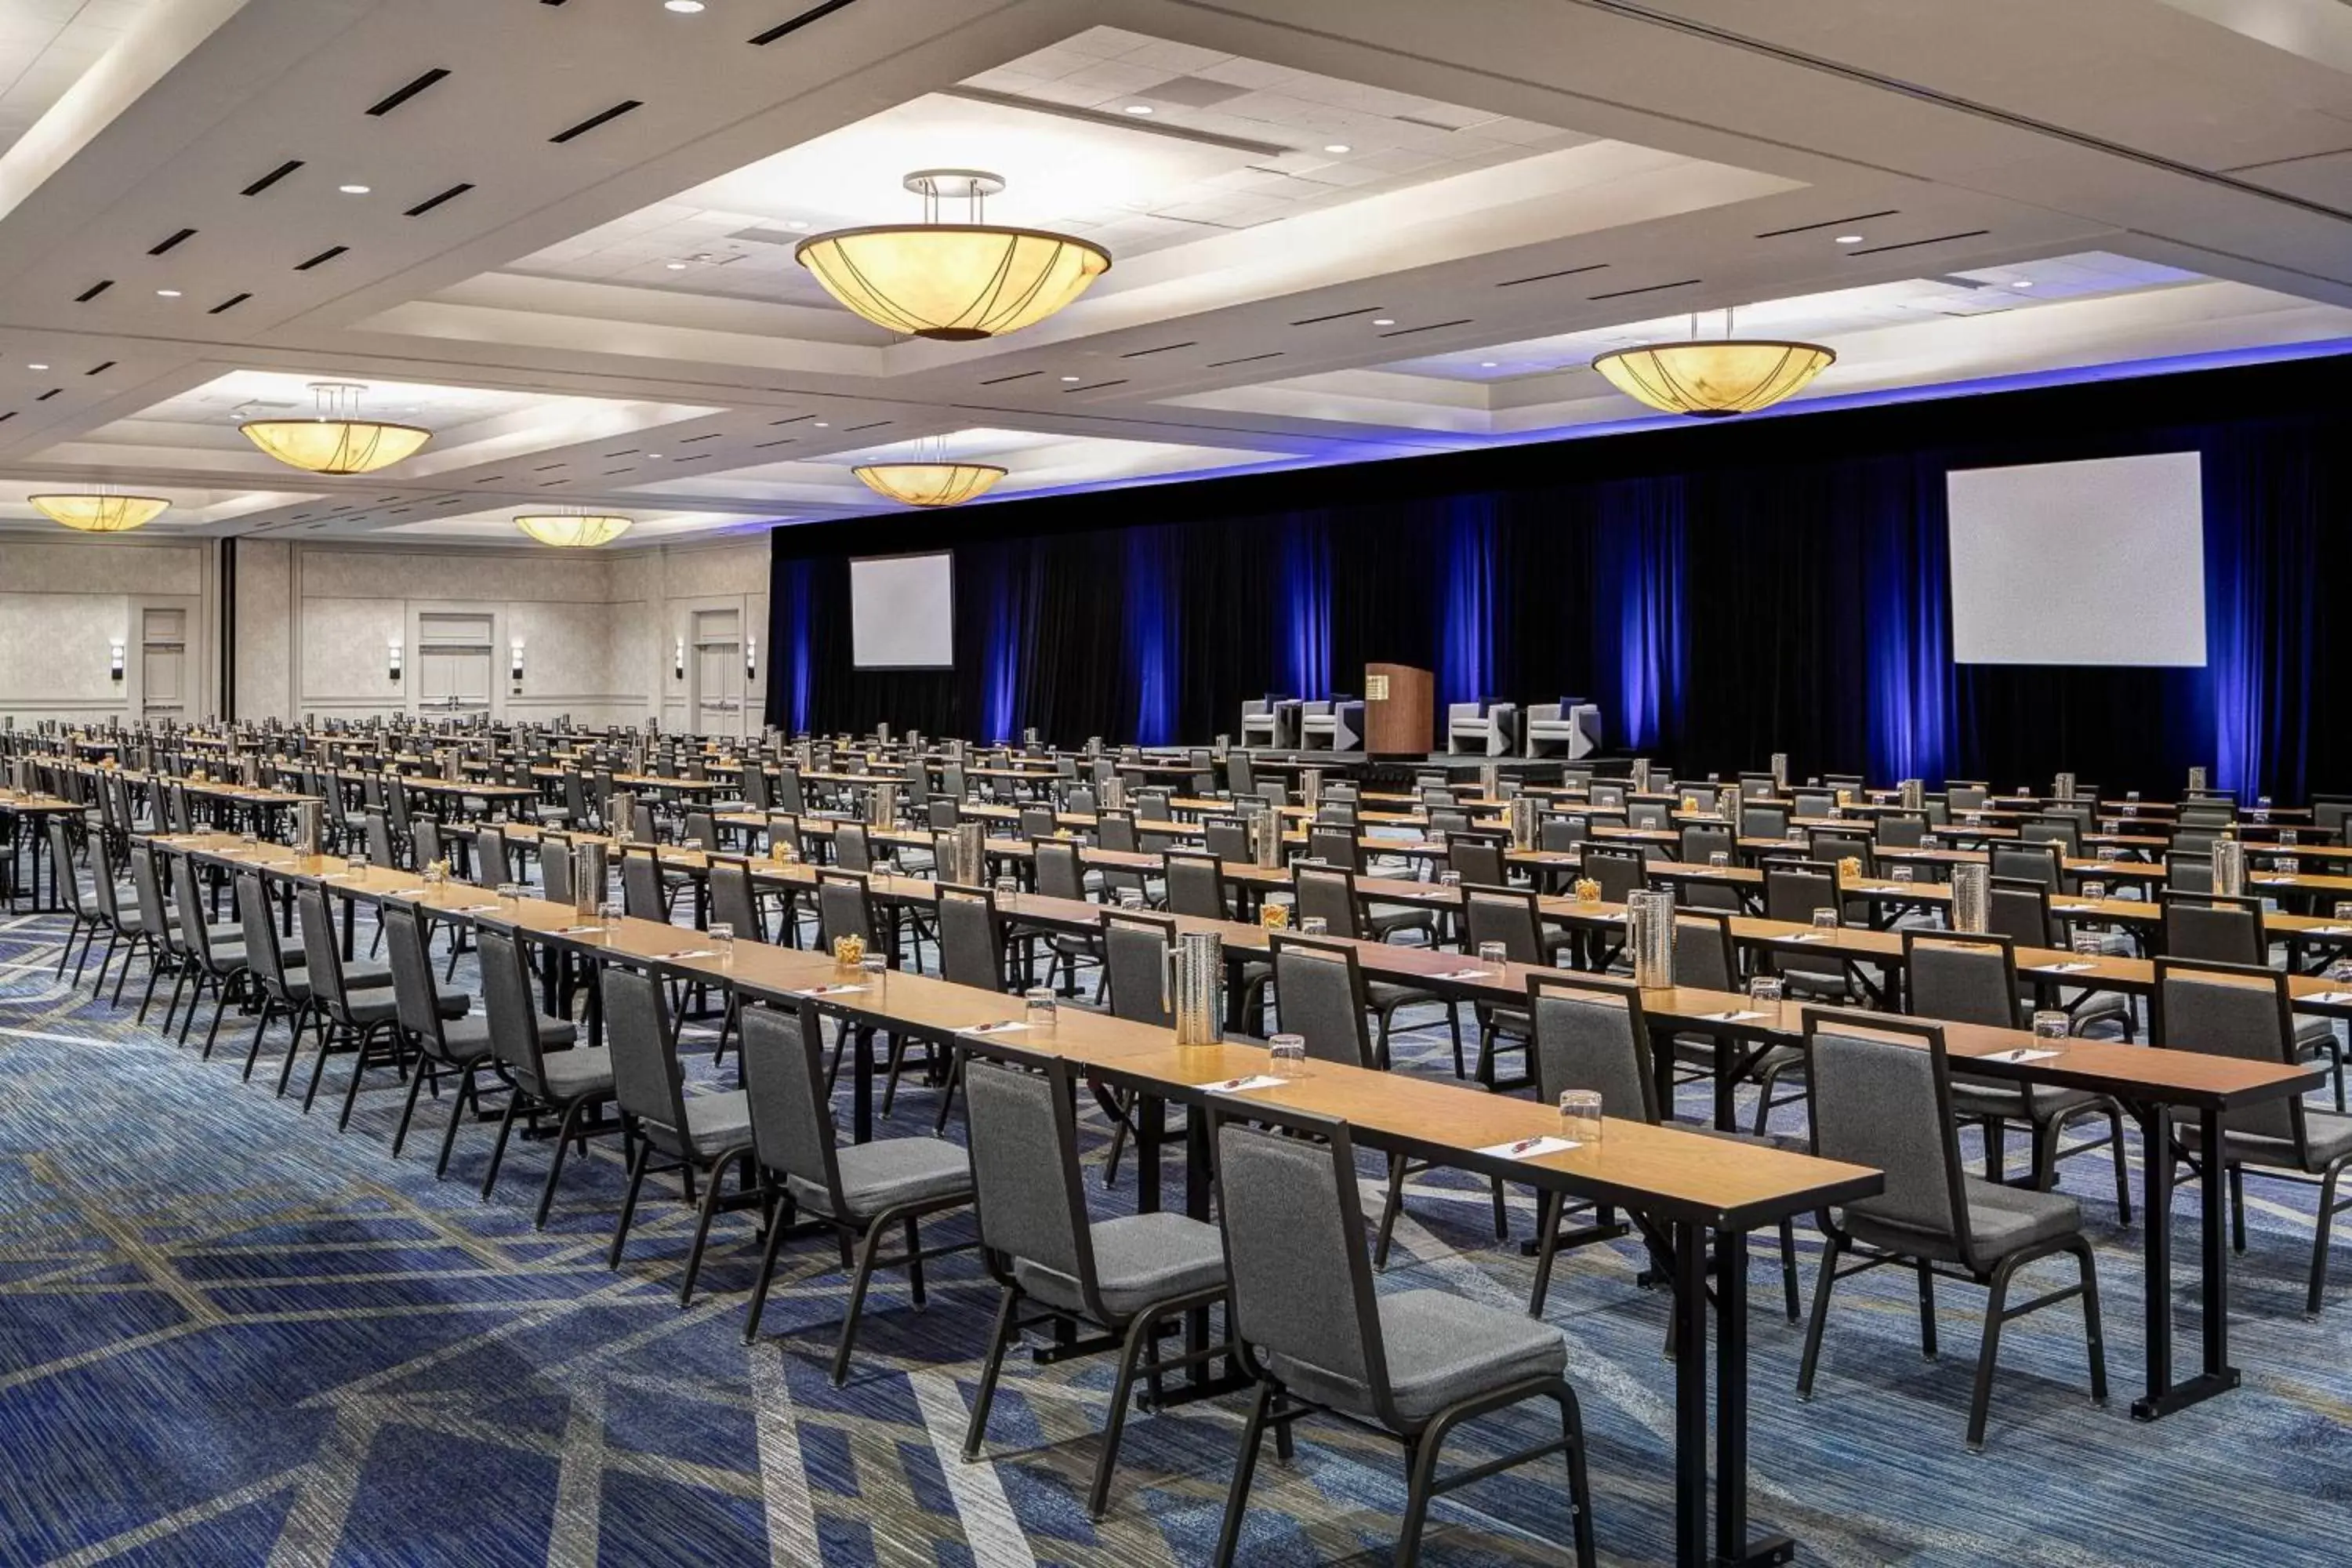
[745, 635, 757, 680]
[673, 637, 686, 681]
[109, 641, 125, 683]
[387, 640, 403, 681]
[510, 640, 526, 681]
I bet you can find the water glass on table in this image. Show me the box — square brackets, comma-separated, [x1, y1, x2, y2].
[1477, 939, 1508, 974]
[1708, 851, 1731, 869]
[2080, 880, 2107, 902]
[1299, 916, 1329, 938]
[1810, 907, 1838, 931]
[2071, 931, 2102, 960]
[496, 881, 524, 907]
[1268, 1033, 1308, 1081]
[995, 875, 1019, 900]
[709, 920, 735, 967]
[1024, 986, 1057, 1027]
[1558, 1089, 1604, 1148]
[2031, 1009, 2071, 1042]
[599, 898, 623, 934]
[1748, 974, 1785, 1014]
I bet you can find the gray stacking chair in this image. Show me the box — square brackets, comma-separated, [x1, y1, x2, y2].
[1762, 858, 1856, 1001]
[739, 1005, 975, 1381]
[601, 963, 756, 1306]
[1209, 1109, 1595, 1568]
[1457, 883, 1552, 1092]
[1521, 971, 1800, 1321]
[291, 881, 458, 1123]
[960, 1045, 1229, 1518]
[1447, 836, 1505, 887]
[2161, 891, 2343, 1108]
[2151, 959, 2352, 1314]
[475, 923, 615, 1226]
[1796, 1009, 2106, 1450]
[46, 818, 104, 987]
[1901, 931, 2132, 1217]
[381, 901, 493, 1170]
[1091, 909, 1187, 1188]
[165, 849, 251, 1054]
[234, 867, 383, 1085]
[1987, 877, 2136, 1039]
[1290, 866, 1457, 1069]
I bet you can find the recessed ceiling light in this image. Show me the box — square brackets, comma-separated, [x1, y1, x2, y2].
[1834, 234, 1864, 245]
[1123, 104, 1154, 115]
[646, 452, 662, 459]
[666, 261, 688, 270]
[339, 184, 371, 195]
[664, 0, 705, 11]
[813, 421, 829, 427]
[2012, 279, 2035, 289]
[1061, 375, 1082, 382]
[1371, 318, 1395, 327]
[27, 363, 47, 370]
[1479, 361, 1497, 368]
[155, 289, 181, 297]
[1324, 143, 1352, 154]
[784, 220, 809, 230]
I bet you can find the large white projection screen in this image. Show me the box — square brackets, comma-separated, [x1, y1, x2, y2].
[851, 552, 955, 669]
[1947, 452, 2207, 666]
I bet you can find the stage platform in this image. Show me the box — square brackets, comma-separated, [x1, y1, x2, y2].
[1236, 748, 1619, 785]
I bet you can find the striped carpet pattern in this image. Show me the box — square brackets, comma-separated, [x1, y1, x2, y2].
[2, 896, 2349, 1567]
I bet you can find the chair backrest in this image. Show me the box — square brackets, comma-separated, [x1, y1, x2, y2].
[962, 1049, 1100, 1310]
[833, 821, 873, 873]
[2160, 891, 2266, 966]
[684, 811, 719, 852]
[1803, 1009, 1970, 1253]
[1203, 818, 1250, 860]
[413, 815, 445, 873]
[474, 825, 509, 887]
[475, 922, 553, 1083]
[1902, 931, 2020, 1029]
[1991, 841, 2060, 889]
[1449, 837, 1505, 887]
[1019, 804, 1058, 841]
[619, 848, 666, 921]
[365, 809, 397, 869]
[293, 882, 350, 1011]
[1101, 910, 1174, 1025]
[1679, 822, 1733, 864]
[2164, 849, 2212, 894]
[2151, 959, 2305, 1143]
[2180, 804, 2234, 829]
[1528, 971, 1658, 1122]
[1875, 812, 1927, 849]
[2172, 826, 2221, 857]
[539, 831, 575, 906]
[708, 855, 765, 943]
[937, 885, 1004, 990]
[1987, 876, 2055, 948]
[1162, 850, 1226, 919]
[167, 852, 218, 964]
[1540, 813, 1591, 853]
[1213, 1112, 1392, 1425]
[45, 820, 87, 917]
[815, 870, 876, 951]
[1095, 809, 1138, 854]
[1671, 908, 1738, 990]
[2020, 817, 2079, 855]
[1741, 803, 1791, 839]
[1584, 846, 1647, 905]
[774, 766, 806, 814]
[741, 763, 771, 811]
[602, 963, 692, 1149]
[1807, 829, 1874, 874]
[737, 1004, 848, 1197]
[1033, 839, 1085, 902]
[1462, 882, 1543, 965]
[379, 900, 454, 1051]
[1269, 934, 1374, 1068]
[1589, 782, 1626, 810]
[1308, 822, 1359, 871]
[1763, 860, 1837, 925]
[1291, 865, 1363, 939]
[234, 869, 290, 989]
[1947, 784, 1987, 812]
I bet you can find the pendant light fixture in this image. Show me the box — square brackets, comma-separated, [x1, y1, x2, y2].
[851, 435, 1007, 507]
[240, 382, 433, 474]
[513, 511, 633, 547]
[29, 490, 172, 533]
[1591, 309, 1834, 417]
[796, 170, 1110, 341]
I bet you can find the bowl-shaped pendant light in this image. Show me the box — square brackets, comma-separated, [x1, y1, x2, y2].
[796, 171, 1109, 341]
[30, 492, 172, 532]
[1590, 310, 1834, 417]
[514, 513, 633, 547]
[851, 462, 1007, 507]
[240, 382, 433, 474]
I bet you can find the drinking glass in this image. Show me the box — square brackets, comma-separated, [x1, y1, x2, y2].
[1919, 834, 1939, 852]
[1439, 869, 1463, 889]
[862, 954, 888, 984]
[1811, 908, 1838, 931]
[995, 875, 1019, 900]
[347, 852, 368, 877]
[2334, 900, 2352, 923]
[1117, 888, 1146, 910]
[599, 898, 623, 933]
[239, 830, 259, 850]
[1559, 1090, 1604, 1147]
[2071, 931, 2102, 959]
[2081, 880, 2107, 902]
[2097, 845, 2120, 862]
[709, 921, 735, 967]
[1748, 974, 1784, 1009]
[1300, 916, 1329, 938]
[1268, 1033, 1308, 1081]
[1890, 864, 1915, 884]
[2031, 1009, 2071, 1041]
[1024, 986, 1058, 1027]
[1427, 827, 1448, 851]
[1708, 851, 1731, 869]
[1477, 940, 1508, 972]
[497, 880, 524, 906]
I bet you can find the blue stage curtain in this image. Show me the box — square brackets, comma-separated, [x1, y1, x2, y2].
[1276, 512, 1333, 701]
[2204, 420, 2325, 799]
[1125, 526, 1181, 746]
[773, 556, 815, 733]
[1594, 477, 1686, 753]
[1437, 495, 1501, 708]
[1856, 457, 1955, 786]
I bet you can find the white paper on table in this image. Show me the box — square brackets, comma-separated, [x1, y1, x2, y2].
[1980, 1047, 2062, 1065]
[2033, 961, 2096, 975]
[1701, 1010, 1769, 1023]
[1477, 1134, 1581, 1160]
[1430, 967, 1493, 982]
[1790, 932, 1835, 944]
[661, 948, 717, 960]
[1202, 1074, 1287, 1094]
[2304, 925, 2352, 937]
[960, 1020, 1031, 1036]
[2307, 990, 2352, 1005]
[796, 983, 868, 997]
[554, 924, 604, 936]
[2256, 876, 2293, 886]
[452, 903, 499, 914]
[386, 888, 429, 898]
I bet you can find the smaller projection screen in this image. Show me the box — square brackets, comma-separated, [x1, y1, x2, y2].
[850, 551, 955, 670]
[1947, 451, 2207, 666]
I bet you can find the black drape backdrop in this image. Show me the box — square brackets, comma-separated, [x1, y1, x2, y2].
[770, 350, 2352, 797]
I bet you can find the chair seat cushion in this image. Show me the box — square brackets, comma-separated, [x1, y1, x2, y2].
[441, 1011, 576, 1060]
[1844, 1179, 2081, 1274]
[1365, 978, 1439, 1012]
[1947, 1076, 2105, 1122]
[343, 985, 470, 1026]
[535, 1044, 614, 1100]
[1013, 1210, 1226, 1321]
[2172, 1107, 2352, 1174]
[285, 960, 390, 1000]
[680, 1090, 754, 1160]
[787, 1135, 971, 1222]
[2295, 1014, 2337, 1053]
[1270, 1287, 1565, 1427]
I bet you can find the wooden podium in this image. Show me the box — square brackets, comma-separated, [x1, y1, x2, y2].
[1362, 663, 1433, 757]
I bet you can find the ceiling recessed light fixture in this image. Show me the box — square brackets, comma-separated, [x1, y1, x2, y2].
[1480, 361, 1497, 368]
[666, 260, 688, 270]
[1834, 234, 1864, 245]
[784, 219, 808, 230]
[1371, 318, 1396, 326]
[1323, 143, 1351, 154]
[339, 184, 371, 195]
[240, 380, 432, 473]
[155, 289, 181, 297]
[2012, 279, 2035, 289]
[1060, 375, 1081, 382]
[813, 421, 829, 428]
[1123, 103, 1154, 115]
[1592, 307, 1834, 418]
[664, 0, 706, 11]
[796, 169, 1109, 341]
[27, 363, 48, 371]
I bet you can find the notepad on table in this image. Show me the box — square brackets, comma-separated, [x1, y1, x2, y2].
[960, 1021, 1031, 1036]
[1430, 967, 1493, 982]
[1203, 1074, 1287, 1094]
[2032, 961, 2096, 975]
[1477, 1135, 1580, 1160]
[796, 982, 868, 997]
[1980, 1047, 2061, 1065]
[1701, 1009, 1769, 1024]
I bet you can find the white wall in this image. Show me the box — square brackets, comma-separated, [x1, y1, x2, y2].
[230, 536, 768, 731]
[0, 534, 216, 728]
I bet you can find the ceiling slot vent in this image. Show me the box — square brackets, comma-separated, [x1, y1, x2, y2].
[36, 387, 61, 401]
[550, 101, 642, 143]
[750, 0, 861, 46]
[1845, 229, 1991, 256]
[405, 183, 474, 217]
[1289, 306, 1381, 326]
[148, 228, 197, 256]
[678, 432, 723, 444]
[1206, 351, 1282, 368]
[1588, 278, 1700, 301]
[1377, 318, 1472, 338]
[241, 160, 303, 195]
[368, 69, 449, 117]
[1755, 209, 1900, 239]
[981, 371, 1041, 385]
[74, 280, 113, 302]
[1120, 341, 1196, 358]
[208, 293, 251, 314]
[1496, 263, 1606, 288]
[295, 245, 348, 270]
[85, 360, 115, 375]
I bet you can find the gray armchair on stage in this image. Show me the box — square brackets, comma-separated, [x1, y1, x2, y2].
[1526, 698, 1603, 760]
[1298, 697, 1364, 753]
[1240, 695, 1294, 750]
[1446, 699, 1517, 757]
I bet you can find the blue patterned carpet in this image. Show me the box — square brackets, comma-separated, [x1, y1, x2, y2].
[2, 895, 2349, 1567]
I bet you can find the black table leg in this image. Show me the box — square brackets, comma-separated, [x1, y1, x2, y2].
[2131, 1101, 2241, 1418]
[1136, 1090, 1163, 1215]
[1673, 1217, 1707, 1568]
[1715, 1226, 1794, 1565]
[851, 1020, 874, 1144]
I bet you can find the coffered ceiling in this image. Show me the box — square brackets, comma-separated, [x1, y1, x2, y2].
[2, 0, 2352, 545]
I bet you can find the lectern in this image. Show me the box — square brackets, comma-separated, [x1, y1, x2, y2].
[1363, 663, 1434, 757]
